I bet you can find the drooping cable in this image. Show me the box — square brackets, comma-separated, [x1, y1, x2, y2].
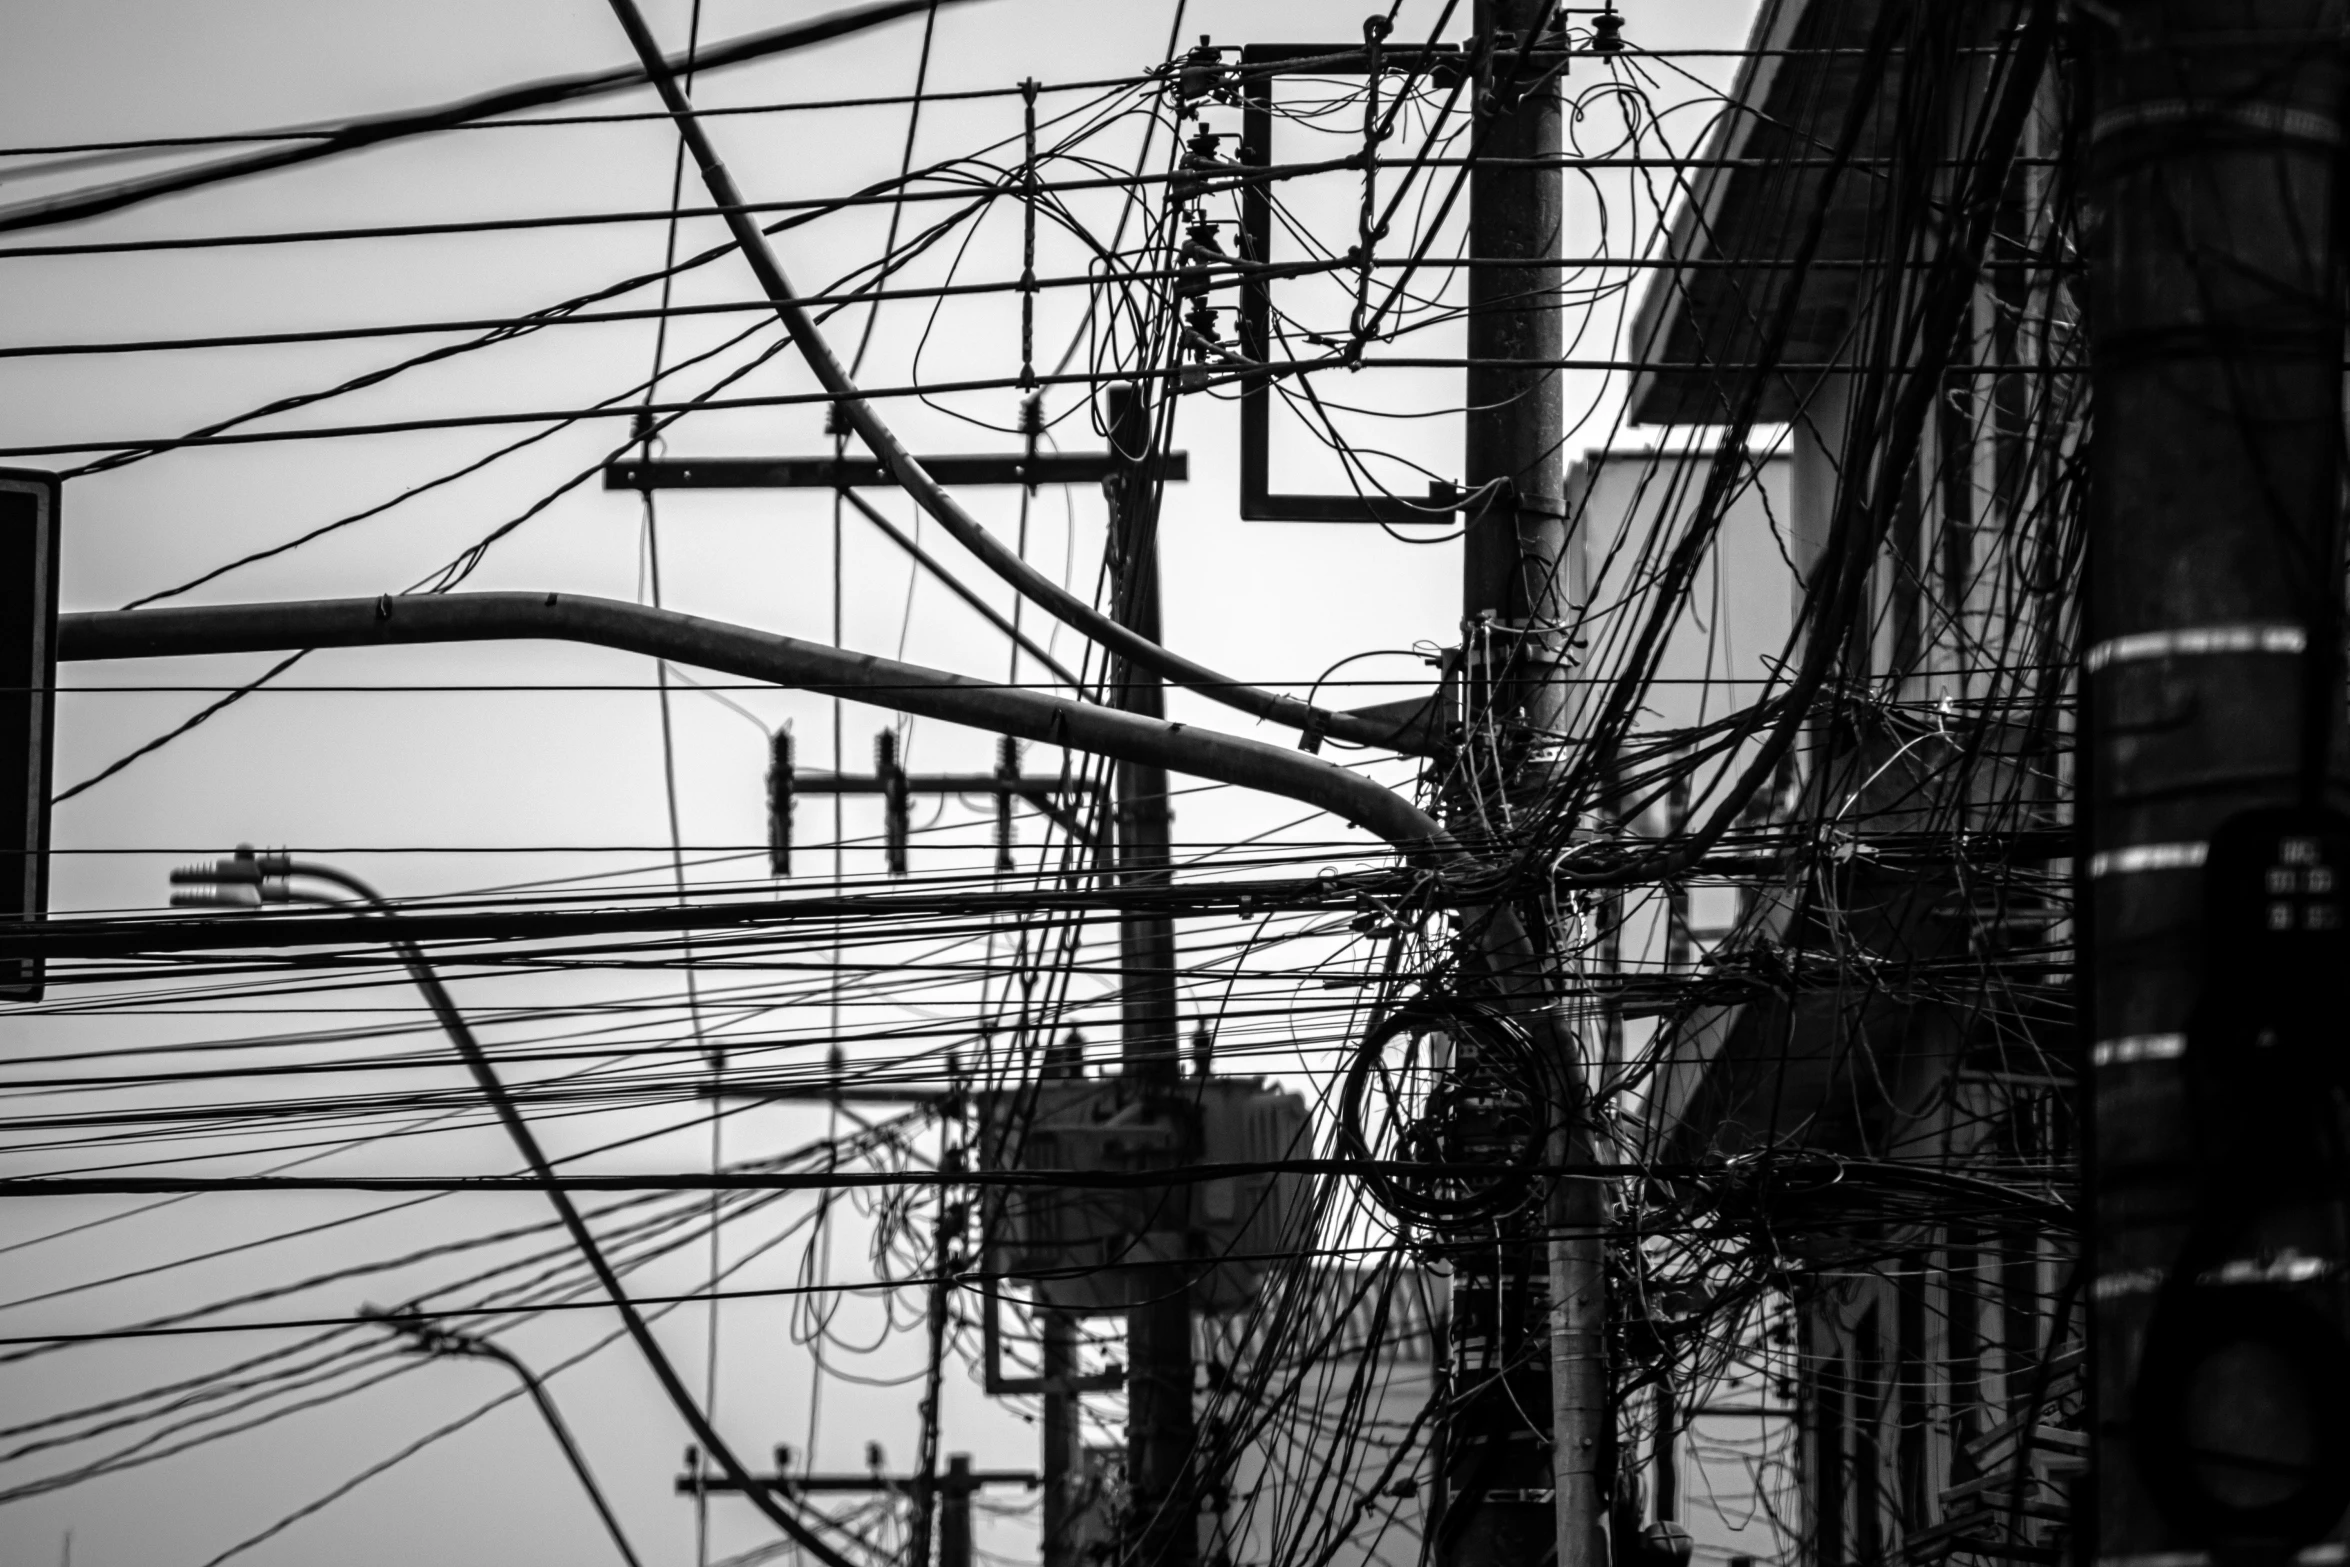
[598, 0, 1416, 754]
[268, 862, 862, 1567]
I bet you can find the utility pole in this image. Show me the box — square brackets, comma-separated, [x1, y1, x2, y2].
[1443, 7, 1598, 1567]
[1041, 1312, 1082, 1567]
[939, 1455, 975, 1567]
[1104, 378, 1194, 1567]
[679, 1450, 1027, 1567]
[0, 469, 59, 1003]
[1038, 1033, 1086, 1567]
[2086, 3, 2350, 1563]
[911, 1138, 964, 1567]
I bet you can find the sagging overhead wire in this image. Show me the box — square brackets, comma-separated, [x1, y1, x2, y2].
[601, 0, 1433, 757]
[0, 0, 979, 238]
[171, 850, 865, 1567]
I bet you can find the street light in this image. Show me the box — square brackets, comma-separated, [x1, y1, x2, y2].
[364, 1306, 646, 1567]
[166, 847, 866, 1567]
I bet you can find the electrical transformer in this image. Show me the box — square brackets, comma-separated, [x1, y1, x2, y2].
[975, 1074, 1309, 1317]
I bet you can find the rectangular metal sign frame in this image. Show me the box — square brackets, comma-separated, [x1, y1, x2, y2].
[0, 469, 60, 1001]
[1236, 44, 1468, 523]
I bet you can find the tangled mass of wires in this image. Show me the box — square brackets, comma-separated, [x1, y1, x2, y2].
[0, 3, 2087, 1567]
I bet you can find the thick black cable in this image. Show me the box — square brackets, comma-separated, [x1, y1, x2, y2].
[599, 0, 1414, 754]
[0, 0, 972, 238]
[274, 865, 863, 1567]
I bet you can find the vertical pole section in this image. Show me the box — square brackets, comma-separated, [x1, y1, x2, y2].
[1652, 1377, 1677, 1523]
[1020, 80, 1040, 392]
[768, 728, 794, 877]
[877, 729, 910, 877]
[0, 471, 61, 1003]
[1106, 380, 1180, 1074]
[1447, 8, 1590, 1567]
[1041, 1035, 1084, 1567]
[939, 1455, 974, 1567]
[995, 735, 1019, 876]
[1105, 379, 1194, 1567]
[911, 1146, 961, 1567]
[1042, 1310, 1078, 1567]
[1462, 1, 1567, 642]
[2086, 2, 2349, 1562]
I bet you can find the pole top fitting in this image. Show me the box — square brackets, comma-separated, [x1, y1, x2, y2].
[167, 845, 295, 907]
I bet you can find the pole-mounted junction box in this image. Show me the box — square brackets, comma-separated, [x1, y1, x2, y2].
[974, 1074, 1309, 1317]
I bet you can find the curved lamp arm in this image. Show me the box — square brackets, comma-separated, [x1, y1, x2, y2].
[364, 1306, 646, 1567]
[175, 856, 862, 1567]
[64, 592, 1458, 860]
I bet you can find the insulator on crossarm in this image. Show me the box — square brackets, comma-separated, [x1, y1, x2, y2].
[1177, 221, 1227, 301]
[1018, 394, 1045, 494]
[767, 728, 794, 878]
[876, 729, 909, 878]
[1176, 36, 1228, 106]
[1185, 299, 1222, 363]
[994, 735, 1020, 876]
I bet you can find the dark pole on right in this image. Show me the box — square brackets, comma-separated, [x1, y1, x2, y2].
[2086, 2, 2350, 1562]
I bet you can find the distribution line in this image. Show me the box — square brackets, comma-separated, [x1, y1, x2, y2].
[0, 0, 973, 238]
[180, 856, 865, 1567]
[601, 0, 1421, 755]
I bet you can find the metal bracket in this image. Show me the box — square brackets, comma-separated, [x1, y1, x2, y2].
[605, 451, 1187, 491]
[980, 1275, 1124, 1395]
[770, 729, 1107, 877]
[1234, 45, 1470, 523]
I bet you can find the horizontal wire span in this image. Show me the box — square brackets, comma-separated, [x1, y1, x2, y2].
[0, 361, 2085, 458]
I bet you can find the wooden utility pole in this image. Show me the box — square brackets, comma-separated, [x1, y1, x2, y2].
[1443, 7, 1600, 1567]
[939, 1455, 975, 1567]
[2086, 1, 2350, 1560]
[0, 469, 59, 1004]
[1104, 379, 1195, 1567]
[1037, 1030, 1086, 1567]
[678, 1452, 1020, 1567]
[1040, 1311, 1081, 1567]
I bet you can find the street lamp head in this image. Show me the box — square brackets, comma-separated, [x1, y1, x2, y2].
[167, 845, 295, 908]
[168, 883, 262, 910]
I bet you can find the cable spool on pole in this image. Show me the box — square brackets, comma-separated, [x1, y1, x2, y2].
[1339, 999, 1555, 1229]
